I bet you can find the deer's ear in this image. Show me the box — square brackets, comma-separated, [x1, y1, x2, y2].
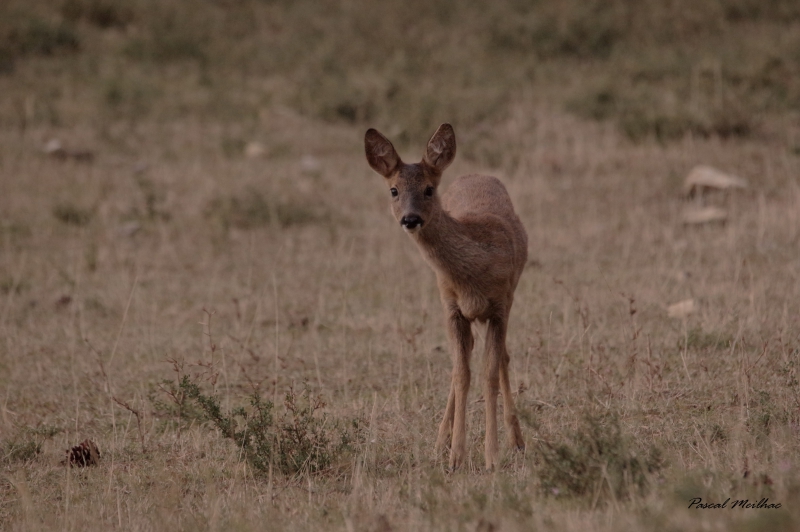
[423, 123, 456, 174]
[365, 129, 400, 178]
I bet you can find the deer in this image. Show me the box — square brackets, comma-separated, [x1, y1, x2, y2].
[364, 123, 527, 471]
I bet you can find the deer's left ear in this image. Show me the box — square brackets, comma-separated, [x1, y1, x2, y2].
[365, 128, 401, 178]
[423, 123, 456, 174]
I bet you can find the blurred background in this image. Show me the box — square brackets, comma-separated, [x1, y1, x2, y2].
[2, 0, 800, 152]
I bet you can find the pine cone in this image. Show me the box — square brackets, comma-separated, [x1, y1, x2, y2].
[63, 439, 101, 467]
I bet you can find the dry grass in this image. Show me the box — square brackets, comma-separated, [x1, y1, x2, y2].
[2, 1, 800, 531]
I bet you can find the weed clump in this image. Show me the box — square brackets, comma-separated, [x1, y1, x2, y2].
[53, 203, 93, 226]
[2, 440, 41, 464]
[180, 377, 365, 475]
[6, 18, 80, 56]
[1, 425, 60, 465]
[490, 0, 624, 60]
[678, 327, 734, 352]
[122, 8, 206, 65]
[750, 390, 789, 441]
[0, 15, 79, 73]
[61, 0, 135, 29]
[205, 188, 320, 230]
[537, 412, 664, 502]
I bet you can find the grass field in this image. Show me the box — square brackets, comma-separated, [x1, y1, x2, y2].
[2, 1, 800, 530]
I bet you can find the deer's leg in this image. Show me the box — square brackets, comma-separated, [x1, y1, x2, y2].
[435, 379, 455, 453]
[497, 315, 525, 452]
[445, 307, 473, 470]
[483, 317, 504, 470]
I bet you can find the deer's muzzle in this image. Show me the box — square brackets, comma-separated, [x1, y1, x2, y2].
[400, 214, 424, 233]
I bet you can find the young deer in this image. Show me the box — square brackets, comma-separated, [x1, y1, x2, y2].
[365, 123, 527, 471]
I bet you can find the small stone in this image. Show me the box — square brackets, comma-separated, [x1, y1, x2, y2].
[682, 206, 727, 225]
[300, 155, 321, 175]
[117, 221, 141, 237]
[683, 165, 747, 197]
[43, 139, 63, 154]
[667, 299, 697, 319]
[244, 141, 265, 158]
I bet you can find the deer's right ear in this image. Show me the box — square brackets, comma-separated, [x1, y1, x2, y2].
[365, 129, 400, 178]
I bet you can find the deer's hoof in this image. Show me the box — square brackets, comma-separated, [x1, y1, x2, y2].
[448, 451, 465, 471]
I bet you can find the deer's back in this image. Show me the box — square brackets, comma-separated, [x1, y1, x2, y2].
[443, 175, 516, 219]
[442, 174, 528, 281]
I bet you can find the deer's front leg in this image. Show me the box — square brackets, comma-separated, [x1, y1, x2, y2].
[445, 306, 473, 470]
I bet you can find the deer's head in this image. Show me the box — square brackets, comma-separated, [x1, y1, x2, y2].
[365, 124, 456, 234]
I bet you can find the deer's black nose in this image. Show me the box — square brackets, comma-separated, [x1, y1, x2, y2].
[400, 214, 424, 229]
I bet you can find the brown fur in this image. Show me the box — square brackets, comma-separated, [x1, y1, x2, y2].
[365, 123, 527, 470]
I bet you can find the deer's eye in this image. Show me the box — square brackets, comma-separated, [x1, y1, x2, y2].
[424, 186, 434, 197]
[390, 188, 398, 198]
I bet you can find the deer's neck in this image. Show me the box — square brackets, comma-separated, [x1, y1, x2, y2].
[412, 205, 476, 282]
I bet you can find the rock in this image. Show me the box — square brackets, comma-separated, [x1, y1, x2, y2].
[244, 141, 266, 158]
[682, 206, 727, 225]
[683, 165, 747, 197]
[43, 139, 64, 155]
[117, 221, 141, 237]
[667, 299, 696, 319]
[42, 139, 94, 162]
[300, 155, 321, 175]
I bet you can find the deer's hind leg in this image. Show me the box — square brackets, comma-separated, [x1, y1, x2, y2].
[483, 317, 504, 470]
[499, 348, 525, 451]
[435, 380, 455, 453]
[496, 309, 524, 452]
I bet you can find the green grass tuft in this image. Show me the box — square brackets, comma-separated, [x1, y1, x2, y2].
[52, 203, 93, 226]
[180, 377, 366, 475]
[537, 411, 665, 502]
